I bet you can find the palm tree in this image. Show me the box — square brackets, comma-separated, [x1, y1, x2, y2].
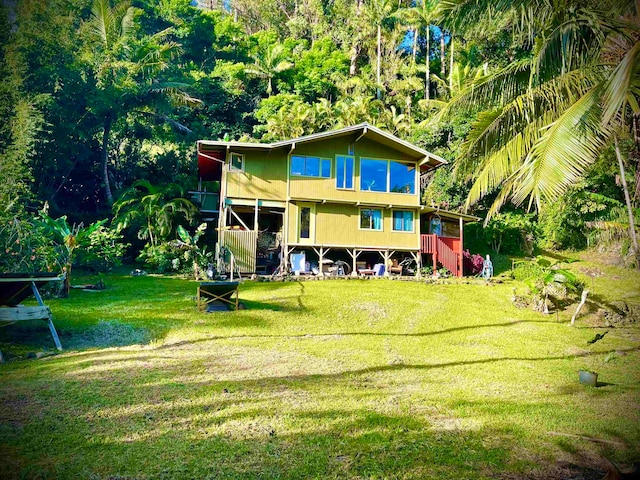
[245, 44, 293, 97]
[440, 0, 639, 264]
[395, 0, 440, 100]
[83, 0, 198, 205]
[112, 181, 198, 247]
[365, 0, 396, 99]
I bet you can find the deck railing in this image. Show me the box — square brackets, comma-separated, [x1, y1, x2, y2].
[436, 236, 459, 276]
[420, 234, 461, 276]
[420, 234, 436, 254]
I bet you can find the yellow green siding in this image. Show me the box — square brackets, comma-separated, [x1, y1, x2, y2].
[287, 202, 418, 249]
[225, 139, 420, 207]
[288, 138, 419, 206]
[225, 150, 287, 200]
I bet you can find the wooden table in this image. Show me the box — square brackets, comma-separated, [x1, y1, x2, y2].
[0, 273, 63, 350]
[197, 281, 240, 311]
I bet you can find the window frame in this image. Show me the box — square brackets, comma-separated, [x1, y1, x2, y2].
[359, 207, 384, 231]
[229, 152, 244, 172]
[359, 157, 417, 195]
[335, 154, 355, 190]
[290, 155, 332, 179]
[391, 209, 415, 233]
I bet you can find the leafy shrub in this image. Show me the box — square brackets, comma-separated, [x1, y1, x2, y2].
[482, 212, 538, 255]
[138, 224, 213, 277]
[421, 265, 433, 276]
[514, 257, 583, 313]
[76, 226, 130, 272]
[137, 243, 177, 273]
[0, 217, 58, 273]
[463, 250, 484, 275]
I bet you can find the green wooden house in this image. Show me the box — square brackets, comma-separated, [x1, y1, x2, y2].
[194, 123, 477, 277]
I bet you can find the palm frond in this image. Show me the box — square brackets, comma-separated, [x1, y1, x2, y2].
[509, 85, 613, 209]
[90, 0, 111, 48]
[603, 40, 640, 124]
[440, 59, 532, 119]
[457, 67, 601, 174]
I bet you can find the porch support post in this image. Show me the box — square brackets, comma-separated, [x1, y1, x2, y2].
[432, 235, 437, 276]
[312, 246, 325, 276]
[383, 249, 390, 277]
[412, 251, 422, 278]
[458, 217, 464, 277]
[254, 199, 259, 232]
[349, 248, 360, 277]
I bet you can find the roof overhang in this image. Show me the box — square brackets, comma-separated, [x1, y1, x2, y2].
[420, 207, 480, 223]
[197, 123, 447, 170]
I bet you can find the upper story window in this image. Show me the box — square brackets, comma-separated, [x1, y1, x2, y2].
[230, 152, 244, 171]
[392, 210, 414, 232]
[360, 158, 416, 194]
[390, 161, 416, 194]
[336, 155, 354, 189]
[291, 155, 331, 178]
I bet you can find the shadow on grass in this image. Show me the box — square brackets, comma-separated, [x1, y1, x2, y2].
[2, 344, 632, 479]
[154, 318, 561, 350]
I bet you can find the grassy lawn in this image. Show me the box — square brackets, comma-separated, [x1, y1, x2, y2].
[1, 257, 639, 479]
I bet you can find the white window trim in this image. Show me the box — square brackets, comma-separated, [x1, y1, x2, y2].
[391, 209, 415, 233]
[229, 152, 244, 172]
[290, 155, 332, 179]
[335, 154, 355, 190]
[358, 207, 384, 232]
[359, 157, 417, 195]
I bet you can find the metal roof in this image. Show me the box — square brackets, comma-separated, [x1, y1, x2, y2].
[198, 123, 447, 169]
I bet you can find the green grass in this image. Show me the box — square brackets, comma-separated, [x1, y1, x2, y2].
[0, 256, 639, 479]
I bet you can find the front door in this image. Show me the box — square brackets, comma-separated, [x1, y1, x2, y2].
[298, 203, 315, 244]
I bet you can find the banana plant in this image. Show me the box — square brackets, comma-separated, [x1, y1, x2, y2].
[38, 211, 107, 297]
[523, 257, 580, 315]
[172, 223, 211, 280]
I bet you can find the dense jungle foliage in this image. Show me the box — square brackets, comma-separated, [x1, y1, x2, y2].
[1, 0, 638, 272]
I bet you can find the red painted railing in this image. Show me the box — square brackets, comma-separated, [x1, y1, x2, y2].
[421, 234, 436, 253]
[436, 236, 459, 276]
[420, 234, 461, 276]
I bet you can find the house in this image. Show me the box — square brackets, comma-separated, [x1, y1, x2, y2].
[193, 123, 478, 277]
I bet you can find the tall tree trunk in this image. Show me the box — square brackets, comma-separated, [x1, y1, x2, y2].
[376, 24, 382, 99]
[614, 134, 640, 268]
[350, 43, 360, 76]
[440, 31, 445, 78]
[350, 0, 362, 76]
[425, 26, 430, 100]
[412, 26, 417, 64]
[449, 36, 454, 93]
[102, 113, 114, 205]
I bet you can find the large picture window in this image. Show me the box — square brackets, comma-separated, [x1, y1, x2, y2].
[392, 210, 414, 232]
[291, 155, 331, 178]
[336, 155, 354, 189]
[360, 208, 383, 230]
[389, 161, 416, 194]
[360, 159, 387, 192]
[360, 158, 416, 194]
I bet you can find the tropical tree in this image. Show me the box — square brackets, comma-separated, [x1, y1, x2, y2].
[365, 0, 396, 99]
[112, 180, 198, 247]
[441, 0, 639, 264]
[395, 0, 440, 100]
[83, 0, 197, 205]
[37, 211, 107, 297]
[245, 43, 294, 97]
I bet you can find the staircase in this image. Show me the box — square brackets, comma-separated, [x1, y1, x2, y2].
[420, 234, 462, 277]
